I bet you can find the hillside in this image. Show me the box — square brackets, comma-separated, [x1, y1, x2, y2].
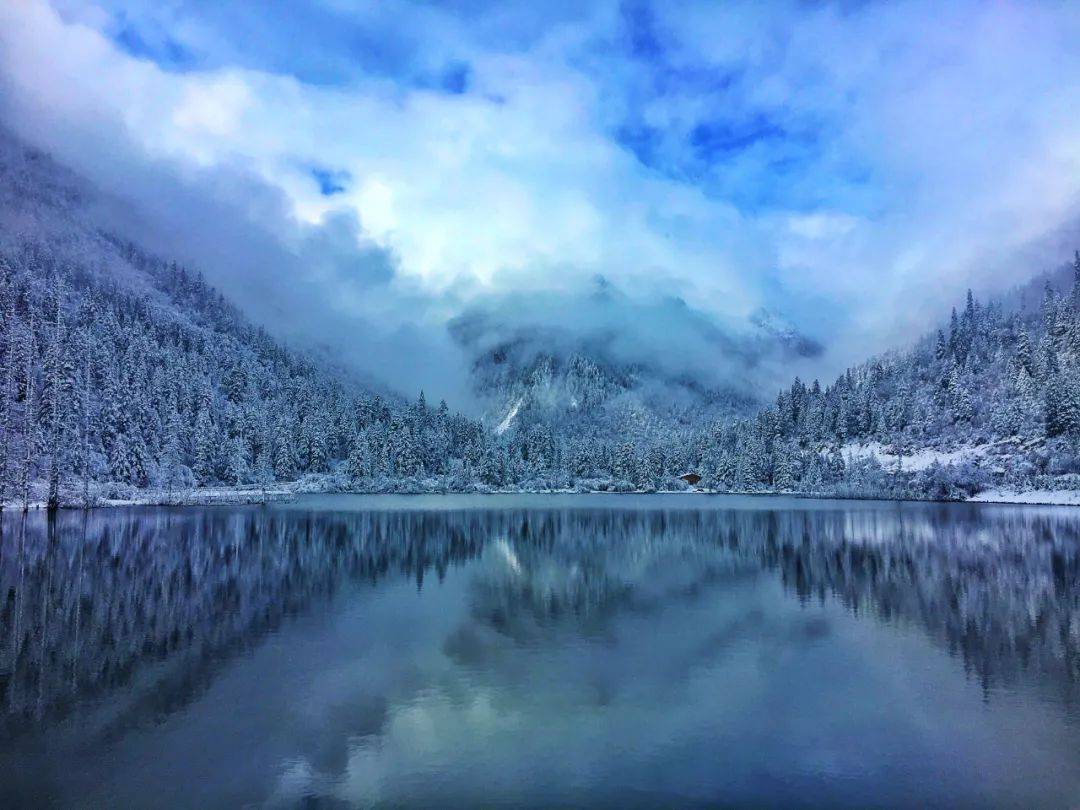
[4, 127, 1080, 504]
[448, 276, 825, 447]
[0, 130, 488, 506]
[453, 312, 758, 443]
[701, 260, 1080, 501]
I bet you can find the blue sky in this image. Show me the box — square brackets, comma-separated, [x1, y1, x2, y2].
[3, 0, 1080, 401]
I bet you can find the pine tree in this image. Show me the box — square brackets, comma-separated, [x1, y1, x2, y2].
[1072, 250, 1080, 306]
[273, 419, 296, 481]
[301, 415, 328, 473]
[644, 445, 665, 488]
[711, 445, 735, 490]
[18, 316, 37, 510]
[193, 409, 216, 485]
[225, 362, 247, 403]
[953, 380, 974, 423]
[773, 443, 796, 491]
[346, 433, 369, 484]
[159, 407, 183, 501]
[935, 330, 948, 363]
[42, 279, 73, 509]
[1014, 329, 1034, 375]
[225, 434, 249, 486]
[0, 271, 16, 505]
[252, 444, 275, 489]
[1014, 366, 1039, 424]
[613, 442, 636, 483]
[948, 307, 960, 357]
[1058, 368, 1080, 437]
[394, 425, 423, 477]
[127, 431, 150, 488]
[480, 445, 503, 486]
[75, 330, 94, 508]
[570, 440, 591, 479]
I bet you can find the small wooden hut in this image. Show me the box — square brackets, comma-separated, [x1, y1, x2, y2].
[679, 472, 702, 486]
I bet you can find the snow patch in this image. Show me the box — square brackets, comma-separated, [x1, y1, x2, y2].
[969, 489, 1080, 505]
[495, 397, 523, 435]
[842, 441, 990, 472]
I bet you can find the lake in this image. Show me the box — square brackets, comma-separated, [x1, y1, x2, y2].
[1, 494, 1078, 808]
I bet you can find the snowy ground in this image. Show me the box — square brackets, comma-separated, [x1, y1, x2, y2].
[967, 489, 1080, 505]
[7, 479, 1080, 510]
[3, 487, 296, 510]
[495, 397, 524, 435]
[99, 487, 297, 507]
[842, 440, 992, 471]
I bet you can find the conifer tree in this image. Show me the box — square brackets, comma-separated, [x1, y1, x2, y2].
[346, 433, 369, 484]
[193, 409, 216, 485]
[18, 316, 37, 510]
[226, 434, 249, 486]
[273, 419, 297, 481]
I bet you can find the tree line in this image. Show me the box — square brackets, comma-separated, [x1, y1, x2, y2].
[5, 225, 1080, 504]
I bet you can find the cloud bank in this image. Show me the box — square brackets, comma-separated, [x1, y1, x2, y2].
[2, 0, 1080, 405]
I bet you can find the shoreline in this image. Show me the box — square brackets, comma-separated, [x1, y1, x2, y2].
[6, 485, 1080, 511]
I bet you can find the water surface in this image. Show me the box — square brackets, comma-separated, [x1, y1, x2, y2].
[1, 494, 1078, 807]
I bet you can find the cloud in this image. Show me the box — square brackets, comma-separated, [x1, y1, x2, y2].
[449, 276, 825, 401]
[2, 0, 1080, 404]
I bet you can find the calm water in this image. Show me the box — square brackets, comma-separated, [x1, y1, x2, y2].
[1, 495, 1078, 808]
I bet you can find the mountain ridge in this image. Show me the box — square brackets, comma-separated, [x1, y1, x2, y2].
[3, 125, 1079, 503]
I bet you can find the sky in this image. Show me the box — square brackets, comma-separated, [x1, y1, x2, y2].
[2, 0, 1080, 406]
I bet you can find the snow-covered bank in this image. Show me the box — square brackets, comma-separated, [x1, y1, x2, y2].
[842, 440, 994, 472]
[967, 489, 1080, 505]
[3, 487, 296, 511]
[10, 474, 1080, 511]
[98, 487, 298, 508]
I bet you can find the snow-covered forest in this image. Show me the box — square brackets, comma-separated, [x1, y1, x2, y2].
[480, 253, 1080, 500]
[7, 231, 1079, 505]
[704, 259, 1080, 501]
[0, 235, 494, 507]
[4, 132, 1080, 505]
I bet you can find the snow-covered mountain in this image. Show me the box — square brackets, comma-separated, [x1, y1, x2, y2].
[0, 126, 488, 506]
[449, 278, 821, 444]
[456, 320, 757, 443]
[8, 123, 1080, 503]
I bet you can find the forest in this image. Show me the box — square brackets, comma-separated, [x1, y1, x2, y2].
[2, 133, 1078, 506]
[3, 229, 1078, 506]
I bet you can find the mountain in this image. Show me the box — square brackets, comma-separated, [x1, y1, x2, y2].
[453, 314, 755, 443]
[5, 125, 1079, 504]
[449, 278, 822, 445]
[699, 257, 1080, 501]
[0, 128, 487, 506]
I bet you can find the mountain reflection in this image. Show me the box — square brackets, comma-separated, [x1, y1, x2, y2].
[1, 500, 1078, 738]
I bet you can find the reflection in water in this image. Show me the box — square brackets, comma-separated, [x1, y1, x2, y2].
[1, 508, 485, 734]
[1, 497, 1079, 806]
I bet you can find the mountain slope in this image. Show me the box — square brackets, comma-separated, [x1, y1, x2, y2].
[6, 126, 1079, 503]
[449, 279, 823, 446]
[700, 257, 1080, 500]
[0, 128, 486, 506]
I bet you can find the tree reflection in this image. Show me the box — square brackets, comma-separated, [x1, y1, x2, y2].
[1, 502, 1077, 737]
